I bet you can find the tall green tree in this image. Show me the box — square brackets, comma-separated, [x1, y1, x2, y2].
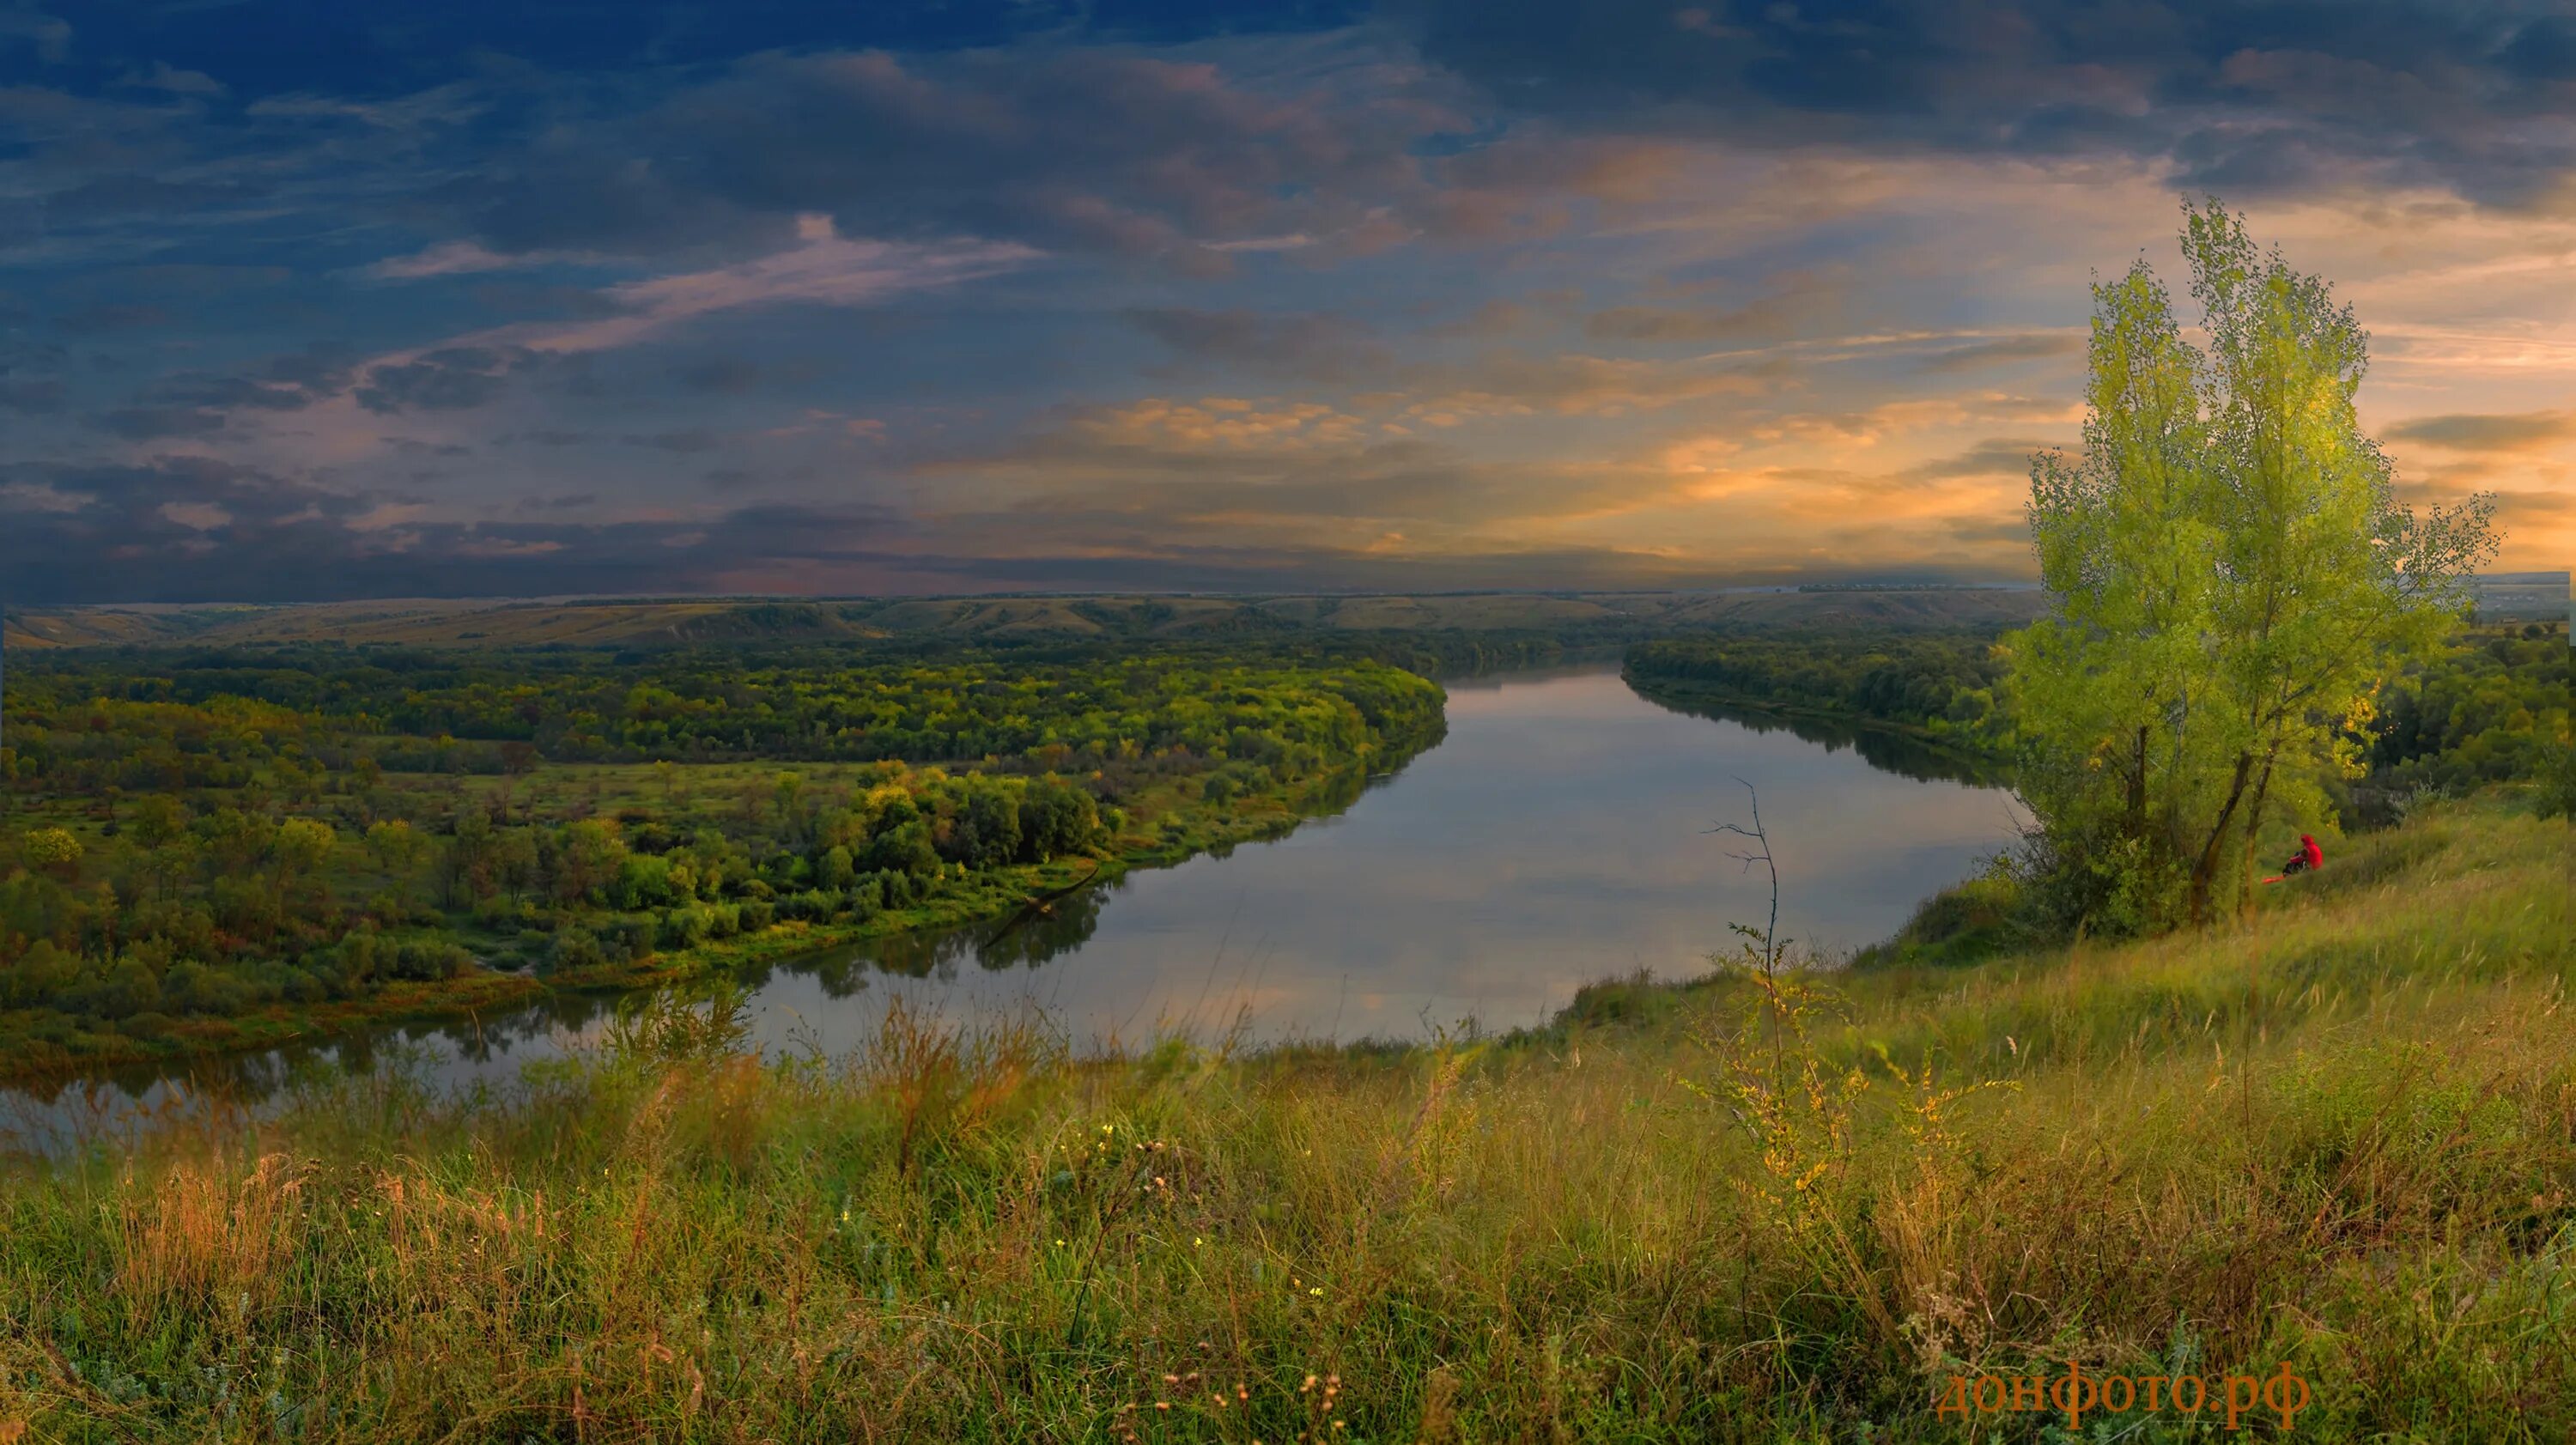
[2008, 200, 2498, 930]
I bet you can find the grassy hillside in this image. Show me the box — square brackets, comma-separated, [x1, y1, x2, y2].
[3, 799, 2567, 1441]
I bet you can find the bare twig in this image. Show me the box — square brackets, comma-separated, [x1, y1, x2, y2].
[1704, 776, 1782, 976]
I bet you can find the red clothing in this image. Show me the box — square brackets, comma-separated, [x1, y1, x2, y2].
[2300, 836, 2323, 871]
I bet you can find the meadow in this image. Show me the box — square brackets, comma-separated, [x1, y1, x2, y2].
[1, 793, 2567, 1441]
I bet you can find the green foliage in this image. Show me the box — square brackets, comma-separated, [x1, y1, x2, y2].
[4, 641, 1445, 775]
[21, 827, 82, 870]
[2542, 738, 2576, 823]
[2007, 200, 2498, 932]
[1624, 631, 2005, 750]
[0, 643, 1443, 1065]
[2358, 622, 2572, 819]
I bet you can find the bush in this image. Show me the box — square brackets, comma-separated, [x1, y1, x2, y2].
[387, 939, 474, 981]
[546, 926, 608, 974]
[605, 915, 658, 962]
[738, 899, 775, 932]
[659, 908, 710, 950]
[611, 853, 677, 910]
[58, 956, 161, 1019]
[21, 827, 83, 871]
[161, 959, 260, 1015]
[0, 938, 80, 1007]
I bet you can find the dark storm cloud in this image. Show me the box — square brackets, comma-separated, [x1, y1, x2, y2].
[1394, 0, 2576, 209]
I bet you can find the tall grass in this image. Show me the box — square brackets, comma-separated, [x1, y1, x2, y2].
[0, 801, 2568, 1441]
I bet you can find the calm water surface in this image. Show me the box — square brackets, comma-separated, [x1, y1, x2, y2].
[3, 665, 2025, 1152]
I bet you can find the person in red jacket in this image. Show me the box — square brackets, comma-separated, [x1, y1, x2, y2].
[2281, 833, 2324, 876]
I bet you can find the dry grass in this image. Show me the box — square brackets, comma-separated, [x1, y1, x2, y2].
[0, 800, 2568, 1441]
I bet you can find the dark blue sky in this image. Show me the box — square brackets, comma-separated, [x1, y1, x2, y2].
[3, 1, 2569, 600]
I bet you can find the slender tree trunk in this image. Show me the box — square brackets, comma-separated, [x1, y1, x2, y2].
[2128, 723, 2150, 840]
[2188, 750, 2257, 926]
[2235, 742, 2281, 921]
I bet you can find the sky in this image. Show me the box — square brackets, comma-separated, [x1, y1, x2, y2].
[0, 1, 2569, 603]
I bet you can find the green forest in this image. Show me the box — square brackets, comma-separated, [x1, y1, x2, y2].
[0, 647, 1443, 1072]
[1625, 621, 2569, 822]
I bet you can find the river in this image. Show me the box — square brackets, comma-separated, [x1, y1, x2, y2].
[3, 664, 2026, 1153]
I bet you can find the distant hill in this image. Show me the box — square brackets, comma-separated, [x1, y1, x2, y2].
[2471, 571, 2571, 623]
[1, 587, 2058, 651]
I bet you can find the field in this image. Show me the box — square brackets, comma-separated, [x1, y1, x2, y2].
[0, 798, 2567, 1440]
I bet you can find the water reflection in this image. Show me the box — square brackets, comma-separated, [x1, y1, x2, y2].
[1624, 677, 2006, 787]
[4, 664, 2030, 1157]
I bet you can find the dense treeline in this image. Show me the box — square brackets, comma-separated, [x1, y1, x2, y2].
[0, 647, 1443, 1069]
[2361, 623, 2571, 804]
[3, 642, 1444, 780]
[1622, 631, 2007, 750]
[1625, 622, 2567, 813]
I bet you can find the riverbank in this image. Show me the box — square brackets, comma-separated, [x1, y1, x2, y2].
[1619, 671, 2007, 776]
[3, 798, 2566, 1439]
[0, 744, 1425, 1084]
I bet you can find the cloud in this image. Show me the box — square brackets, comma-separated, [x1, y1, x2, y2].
[1395, 0, 2576, 214]
[0, 378, 64, 413]
[1903, 439, 2055, 481]
[1585, 270, 1850, 344]
[1128, 308, 1394, 382]
[123, 61, 228, 99]
[449, 41, 1474, 268]
[629, 428, 723, 453]
[369, 241, 549, 279]
[0, 457, 914, 601]
[94, 405, 229, 440]
[398, 228, 1037, 362]
[1917, 332, 2085, 373]
[2385, 409, 2576, 452]
[4, 3, 2571, 598]
[354, 346, 542, 415]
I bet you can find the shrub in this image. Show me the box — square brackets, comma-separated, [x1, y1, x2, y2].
[546, 926, 608, 974]
[605, 915, 658, 962]
[659, 908, 710, 950]
[21, 827, 83, 871]
[387, 939, 473, 981]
